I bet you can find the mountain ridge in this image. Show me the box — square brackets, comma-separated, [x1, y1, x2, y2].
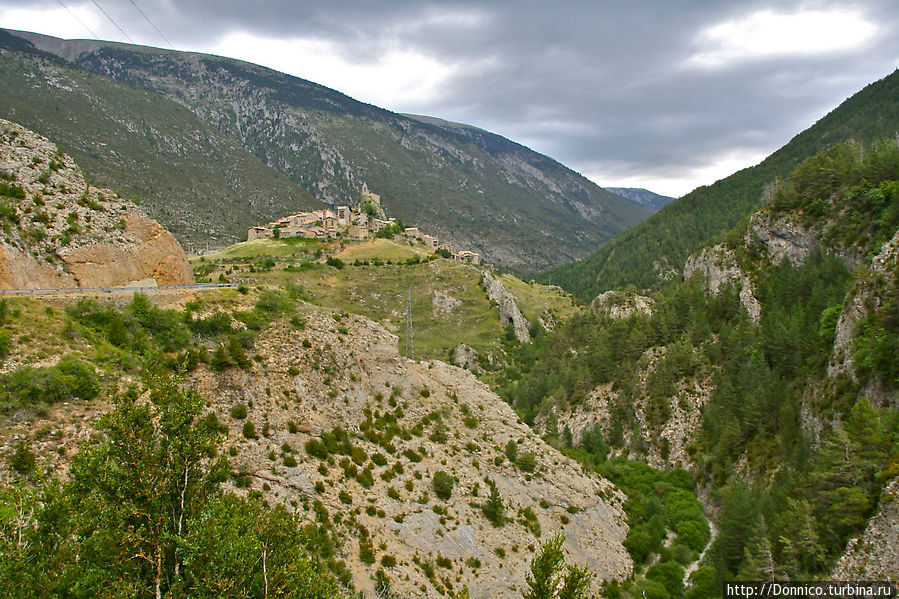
[1, 29, 651, 273]
[605, 187, 674, 212]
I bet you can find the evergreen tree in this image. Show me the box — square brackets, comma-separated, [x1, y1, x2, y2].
[524, 533, 594, 599]
[482, 479, 506, 527]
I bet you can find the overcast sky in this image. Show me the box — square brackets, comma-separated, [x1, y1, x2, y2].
[2, 1, 897, 197]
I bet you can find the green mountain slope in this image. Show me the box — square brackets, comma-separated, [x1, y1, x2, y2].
[540, 69, 899, 301]
[0, 30, 322, 249]
[499, 139, 899, 594]
[3, 29, 651, 273]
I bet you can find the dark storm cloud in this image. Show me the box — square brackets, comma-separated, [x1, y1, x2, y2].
[2, 0, 898, 195]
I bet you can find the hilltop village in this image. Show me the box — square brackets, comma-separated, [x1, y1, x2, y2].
[247, 185, 481, 265]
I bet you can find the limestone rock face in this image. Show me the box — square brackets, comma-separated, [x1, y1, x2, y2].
[482, 270, 531, 343]
[55, 213, 194, 288]
[684, 245, 761, 323]
[0, 119, 193, 289]
[828, 228, 899, 380]
[591, 290, 655, 319]
[831, 479, 899, 582]
[452, 343, 483, 373]
[745, 211, 819, 267]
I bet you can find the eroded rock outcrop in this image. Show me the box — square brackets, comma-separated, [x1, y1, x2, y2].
[745, 210, 862, 270]
[0, 119, 193, 289]
[591, 290, 655, 319]
[482, 270, 531, 343]
[684, 245, 761, 323]
[745, 211, 819, 266]
[828, 228, 899, 379]
[831, 479, 899, 582]
[452, 343, 483, 373]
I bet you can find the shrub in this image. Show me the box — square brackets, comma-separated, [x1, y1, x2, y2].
[230, 403, 248, 419]
[283, 454, 298, 467]
[358, 539, 375, 564]
[326, 257, 345, 269]
[357, 467, 374, 489]
[2, 355, 100, 406]
[242, 421, 258, 439]
[433, 471, 454, 501]
[516, 451, 537, 473]
[305, 439, 329, 460]
[403, 449, 422, 463]
[505, 439, 519, 462]
[9, 440, 37, 475]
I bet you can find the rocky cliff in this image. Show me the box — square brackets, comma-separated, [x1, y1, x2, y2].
[831, 479, 899, 582]
[0, 119, 193, 289]
[684, 244, 761, 323]
[482, 271, 531, 343]
[591, 289, 655, 319]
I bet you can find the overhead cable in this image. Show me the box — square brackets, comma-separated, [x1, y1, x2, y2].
[55, 0, 100, 39]
[127, 0, 176, 50]
[90, 0, 135, 43]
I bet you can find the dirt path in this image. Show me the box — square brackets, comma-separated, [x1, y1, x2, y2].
[683, 516, 718, 585]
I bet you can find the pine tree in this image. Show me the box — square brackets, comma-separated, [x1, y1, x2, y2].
[524, 533, 594, 599]
[482, 479, 506, 527]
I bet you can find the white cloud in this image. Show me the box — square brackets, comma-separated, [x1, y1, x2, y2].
[202, 31, 459, 111]
[0, 4, 102, 39]
[688, 8, 879, 68]
[585, 147, 770, 198]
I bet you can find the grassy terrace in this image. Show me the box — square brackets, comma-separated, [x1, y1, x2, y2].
[190, 237, 582, 362]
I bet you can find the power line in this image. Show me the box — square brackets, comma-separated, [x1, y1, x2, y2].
[56, 0, 100, 39]
[127, 0, 176, 50]
[89, 0, 134, 44]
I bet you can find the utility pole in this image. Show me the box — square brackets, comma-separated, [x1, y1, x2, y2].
[406, 287, 414, 361]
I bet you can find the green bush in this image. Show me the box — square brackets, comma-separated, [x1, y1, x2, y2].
[516, 451, 537, 472]
[9, 440, 37, 475]
[646, 561, 684, 598]
[242, 421, 258, 439]
[305, 439, 329, 460]
[2, 355, 100, 406]
[230, 403, 248, 419]
[432, 471, 454, 500]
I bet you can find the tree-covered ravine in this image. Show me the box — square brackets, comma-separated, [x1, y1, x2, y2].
[495, 140, 899, 597]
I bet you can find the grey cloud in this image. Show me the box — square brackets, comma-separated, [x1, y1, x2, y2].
[2, 0, 898, 195]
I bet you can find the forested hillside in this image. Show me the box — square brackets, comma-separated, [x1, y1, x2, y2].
[498, 139, 899, 596]
[540, 69, 899, 302]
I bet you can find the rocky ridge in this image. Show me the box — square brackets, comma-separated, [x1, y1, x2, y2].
[0, 119, 193, 289]
[590, 290, 655, 319]
[481, 271, 531, 344]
